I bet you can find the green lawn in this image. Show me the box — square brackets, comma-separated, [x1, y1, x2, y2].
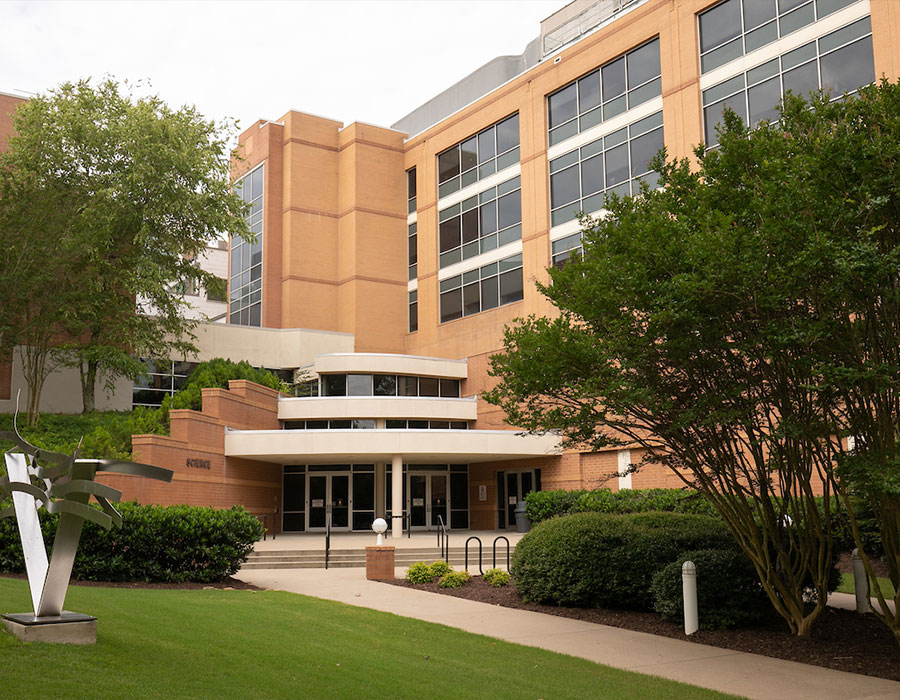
[838, 572, 897, 599]
[0, 577, 742, 700]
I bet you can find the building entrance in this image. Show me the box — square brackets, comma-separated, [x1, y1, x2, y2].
[497, 468, 540, 530]
[408, 473, 448, 530]
[307, 473, 350, 531]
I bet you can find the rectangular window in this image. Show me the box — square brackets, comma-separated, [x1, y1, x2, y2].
[408, 290, 418, 333]
[439, 254, 523, 322]
[438, 176, 521, 269]
[132, 359, 198, 408]
[408, 223, 417, 280]
[437, 114, 520, 198]
[322, 374, 347, 396]
[549, 111, 663, 226]
[407, 168, 417, 214]
[547, 38, 661, 147]
[698, 0, 860, 74]
[702, 16, 874, 147]
[229, 164, 264, 326]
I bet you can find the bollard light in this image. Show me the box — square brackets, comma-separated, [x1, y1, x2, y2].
[852, 548, 871, 614]
[372, 518, 388, 546]
[682, 560, 698, 635]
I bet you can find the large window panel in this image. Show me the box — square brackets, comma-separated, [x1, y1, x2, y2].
[438, 114, 520, 197]
[229, 164, 264, 326]
[548, 38, 661, 147]
[439, 254, 523, 322]
[701, 15, 874, 147]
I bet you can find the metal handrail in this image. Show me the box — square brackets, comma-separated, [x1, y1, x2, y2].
[324, 513, 332, 570]
[436, 514, 449, 563]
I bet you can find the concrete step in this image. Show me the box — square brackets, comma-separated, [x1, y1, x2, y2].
[243, 545, 515, 570]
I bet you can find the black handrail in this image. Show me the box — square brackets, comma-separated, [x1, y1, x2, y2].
[436, 514, 449, 563]
[389, 512, 411, 538]
[324, 513, 332, 570]
[492, 536, 510, 571]
[465, 536, 484, 575]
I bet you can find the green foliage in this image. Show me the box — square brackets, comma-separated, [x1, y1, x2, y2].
[0, 78, 251, 421]
[406, 561, 437, 584]
[483, 568, 511, 587]
[511, 512, 737, 610]
[650, 550, 770, 629]
[0, 502, 263, 583]
[439, 570, 472, 589]
[525, 488, 718, 524]
[159, 358, 287, 420]
[428, 560, 453, 579]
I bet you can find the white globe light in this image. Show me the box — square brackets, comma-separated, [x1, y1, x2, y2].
[372, 518, 388, 534]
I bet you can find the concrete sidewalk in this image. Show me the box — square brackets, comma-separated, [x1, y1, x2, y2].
[235, 566, 900, 700]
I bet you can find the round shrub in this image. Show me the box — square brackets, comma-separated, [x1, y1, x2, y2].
[429, 560, 453, 579]
[483, 568, 510, 587]
[439, 570, 471, 588]
[651, 549, 769, 629]
[405, 561, 436, 584]
[511, 511, 738, 610]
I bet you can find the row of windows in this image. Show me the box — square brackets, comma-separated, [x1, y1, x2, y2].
[700, 0, 859, 74]
[283, 419, 469, 430]
[547, 38, 661, 147]
[702, 16, 874, 146]
[549, 111, 663, 227]
[318, 374, 461, 398]
[229, 165, 264, 327]
[132, 360, 199, 408]
[439, 253, 523, 323]
[437, 114, 520, 198]
[551, 231, 584, 268]
[438, 176, 521, 269]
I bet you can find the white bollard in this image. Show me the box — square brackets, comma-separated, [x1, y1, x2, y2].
[682, 560, 698, 635]
[852, 548, 871, 614]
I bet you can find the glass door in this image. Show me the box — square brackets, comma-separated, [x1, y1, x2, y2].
[408, 473, 450, 531]
[307, 473, 351, 531]
[504, 470, 535, 531]
[409, 474, 427, 529]
[430, 474, 448, 528]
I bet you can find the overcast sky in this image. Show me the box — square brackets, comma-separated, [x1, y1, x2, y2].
[1, 0, 561, 138]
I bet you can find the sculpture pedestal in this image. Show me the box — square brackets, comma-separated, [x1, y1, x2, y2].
[3, 611, 97, 645]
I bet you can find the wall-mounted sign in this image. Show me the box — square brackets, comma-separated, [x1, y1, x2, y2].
[311, 499, 324, 508]
[186, 458, 211, 470]
[479, 485, 487, 501]
[508, 496, 517, 505]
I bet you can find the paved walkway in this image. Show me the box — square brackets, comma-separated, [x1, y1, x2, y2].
[235, 565, 900, 700]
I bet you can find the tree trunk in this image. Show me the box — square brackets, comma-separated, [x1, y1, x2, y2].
[79, 359, 97, 413]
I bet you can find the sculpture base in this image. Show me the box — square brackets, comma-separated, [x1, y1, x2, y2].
[3, 611, 97, 645]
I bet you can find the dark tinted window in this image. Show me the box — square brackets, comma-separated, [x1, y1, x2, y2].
[699, 0, 741, 54]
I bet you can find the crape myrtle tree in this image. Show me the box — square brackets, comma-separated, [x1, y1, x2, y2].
[486, 81, 900, 641]
[0, 79, 250, 423]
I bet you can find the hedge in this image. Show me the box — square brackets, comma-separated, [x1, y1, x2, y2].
[650, 549, 770, 629]
[524, 488, 719, 524]
[511, 511, 738, 610]
[0, 502, 264, 583]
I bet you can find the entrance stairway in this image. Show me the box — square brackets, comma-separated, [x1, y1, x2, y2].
[241, 545, 515, 570]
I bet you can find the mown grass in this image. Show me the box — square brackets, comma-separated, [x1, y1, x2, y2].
[838, 572, 897, 599]
[0, 577, 743, 700]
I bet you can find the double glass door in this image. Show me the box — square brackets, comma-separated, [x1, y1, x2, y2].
[308, 474, 349, 531]
[408, 473, 448, 530]
[504, 470, 534, 530]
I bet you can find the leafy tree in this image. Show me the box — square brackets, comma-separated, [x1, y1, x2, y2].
[488, 82, 900, 641]
[0, 79, 250, 422]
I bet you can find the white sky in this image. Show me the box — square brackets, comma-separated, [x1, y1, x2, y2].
[1, 0, 562, 138]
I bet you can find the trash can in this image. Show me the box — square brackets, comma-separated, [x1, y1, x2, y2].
[514, 500, 531, 533]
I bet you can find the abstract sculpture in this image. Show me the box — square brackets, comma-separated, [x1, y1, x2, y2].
[0, 409, 172, 643]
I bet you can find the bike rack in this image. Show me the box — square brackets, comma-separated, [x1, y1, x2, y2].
[464, 536, 484, 575]
[492, 536, 510, 571]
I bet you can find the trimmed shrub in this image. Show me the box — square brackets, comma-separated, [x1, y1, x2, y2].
[0, 502, 264, 583]
[524, 488, 719, 524]
[483, 568, 510, 587]
[428, 560, 453, 579]
[651, 549, 769, 629]
[511, 511, 738, 610]
[405, 561, 435, 584]
[439, 570, 471, 588]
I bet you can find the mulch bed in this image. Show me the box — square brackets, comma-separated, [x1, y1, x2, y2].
[387, 574, 900, 682]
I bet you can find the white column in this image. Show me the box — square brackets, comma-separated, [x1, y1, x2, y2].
[391, 454, 404, 539]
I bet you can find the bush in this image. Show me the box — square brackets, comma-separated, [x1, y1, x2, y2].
[439, 570, 471, 588]
[483, 568, 510, 587]
[651, 549, 769, 629]
[0, 502, 264, 583]
[406, 560, 454, 584]
[428, 560, 453, 579]
[524, 488, 719, 524]
[511, 511, 738, 610]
